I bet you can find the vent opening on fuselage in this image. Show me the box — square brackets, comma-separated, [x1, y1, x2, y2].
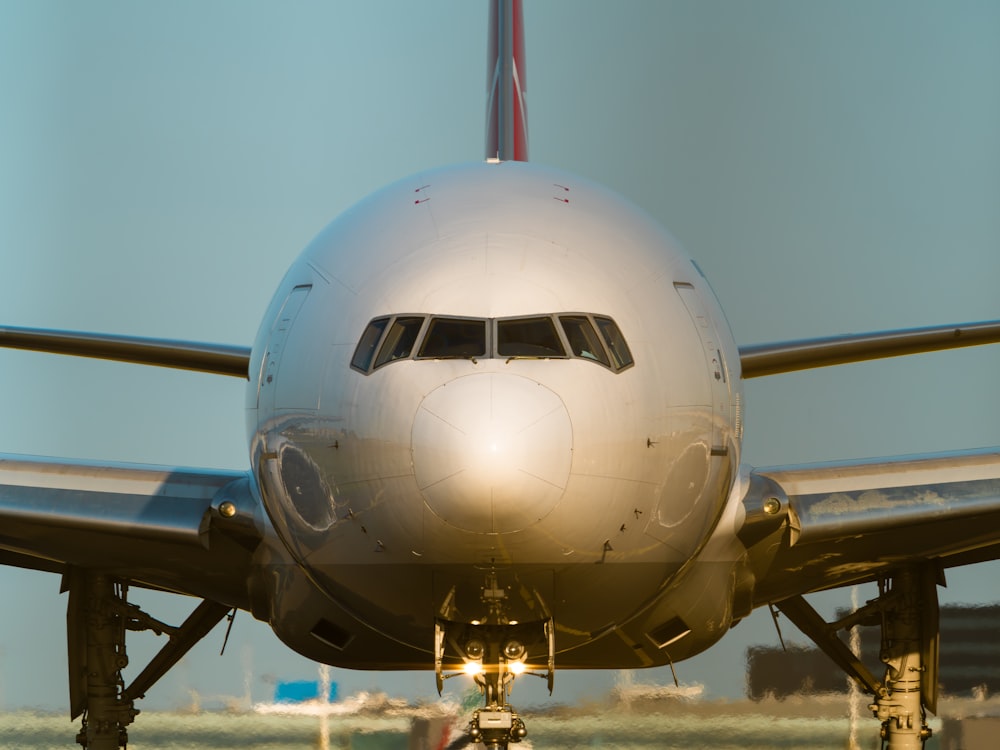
[349, 312, 633, 374]
[310, 618, 353, 650]
[648, 616, 692, 650]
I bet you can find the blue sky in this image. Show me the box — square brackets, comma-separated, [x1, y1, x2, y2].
[0, 0, 998, 711]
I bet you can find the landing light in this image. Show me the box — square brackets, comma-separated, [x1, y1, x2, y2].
[463, 660, 484, 676]
[465, 638, 486, 660]
[508, 660, 526, 675]
[503, 639, 525, 660]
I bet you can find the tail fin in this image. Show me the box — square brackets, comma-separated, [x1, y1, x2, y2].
[485, 0, 528, 161]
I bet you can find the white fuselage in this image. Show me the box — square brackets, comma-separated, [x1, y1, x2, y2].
[246, 160, 744, 669]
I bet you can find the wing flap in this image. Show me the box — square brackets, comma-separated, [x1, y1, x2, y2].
[0, 454, 258, 608]
[744, 448, 1000, 604]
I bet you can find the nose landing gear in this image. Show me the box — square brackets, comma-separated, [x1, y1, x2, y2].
[434, 575, 554, 748]
[436, 618, 551, 748]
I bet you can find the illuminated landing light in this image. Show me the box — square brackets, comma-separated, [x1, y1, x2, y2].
[412, 373, 572, 534]
[463, 660, 484, 676]
[508, 660, 526, 675]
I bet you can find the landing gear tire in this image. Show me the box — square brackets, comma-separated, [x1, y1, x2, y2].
[466, 706, 528, 748]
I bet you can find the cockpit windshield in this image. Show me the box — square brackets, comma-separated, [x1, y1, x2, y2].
[418, 318, 487, 359]
[497, 317, 565, 358]
[350, 313, 633, 374]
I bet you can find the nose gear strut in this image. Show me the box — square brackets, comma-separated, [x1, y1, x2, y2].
[434, 571, 555, 748]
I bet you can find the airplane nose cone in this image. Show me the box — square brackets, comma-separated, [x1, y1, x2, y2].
[412, 373, 572, 534]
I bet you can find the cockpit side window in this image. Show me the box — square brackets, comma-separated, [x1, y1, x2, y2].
[497, 317, 566, 358]
[374, 316, 425, 369]
[595, 317, 634, 371]
[350, 317, 389, 372]
[418, 317, 487, 359]
[559, 315, 611, 367]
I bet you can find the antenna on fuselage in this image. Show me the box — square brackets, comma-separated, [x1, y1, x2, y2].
[485, 0, 528, 161]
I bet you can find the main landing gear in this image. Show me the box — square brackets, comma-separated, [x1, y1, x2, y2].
[435, 572, 555, 749]
[64, 569, 230, 749]
[775, 564, 940, 750]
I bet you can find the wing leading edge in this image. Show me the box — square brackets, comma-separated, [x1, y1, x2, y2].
[739, 319, 1000, 378]
[0, 326, 251, 378]
[739, 447, 1000, 606]
[0, 454, 260, 609]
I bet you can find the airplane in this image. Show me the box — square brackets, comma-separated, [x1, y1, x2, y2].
[2, 2, 999, 749]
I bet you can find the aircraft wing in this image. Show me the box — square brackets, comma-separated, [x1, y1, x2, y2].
[0, 325, 251, 378]
[0, 454, 260, 610]
[740, 447, 1000, 606]
[739, 319, 1000, 378]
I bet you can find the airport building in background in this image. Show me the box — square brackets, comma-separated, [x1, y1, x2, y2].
[747, 605, 1000, 700]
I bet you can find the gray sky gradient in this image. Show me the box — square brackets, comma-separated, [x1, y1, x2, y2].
[0, 0, 998, 711]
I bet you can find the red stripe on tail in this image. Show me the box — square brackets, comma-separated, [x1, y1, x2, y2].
[486, 0, 528, 161]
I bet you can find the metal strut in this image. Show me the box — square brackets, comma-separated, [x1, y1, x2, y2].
[869, 567, 937, 750]
[65, 569, 230, 749]
[71, 573, 137, 750]
[774, 564, 939, 750]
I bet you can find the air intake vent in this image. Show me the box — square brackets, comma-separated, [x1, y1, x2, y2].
[648, 616, 691, 649]
[310, 619, 353, 650]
